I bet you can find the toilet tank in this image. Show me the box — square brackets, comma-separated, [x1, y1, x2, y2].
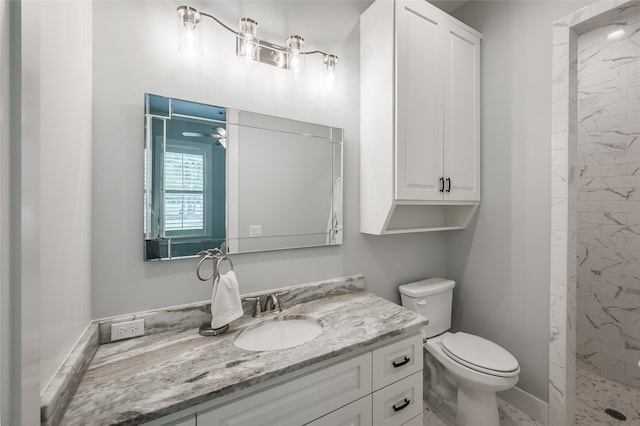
[399, 278, 455, 339]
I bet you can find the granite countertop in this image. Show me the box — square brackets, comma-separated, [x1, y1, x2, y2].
[55, 277, 427, 426]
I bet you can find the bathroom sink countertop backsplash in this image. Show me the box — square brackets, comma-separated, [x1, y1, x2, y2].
[42, 275, 427, 426]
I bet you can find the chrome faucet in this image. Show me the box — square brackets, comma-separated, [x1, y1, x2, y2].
[264, 293, 281, 313]
[244, 291, 288, 318]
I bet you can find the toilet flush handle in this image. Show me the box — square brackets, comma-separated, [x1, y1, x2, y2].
[417, 298, 427, 305]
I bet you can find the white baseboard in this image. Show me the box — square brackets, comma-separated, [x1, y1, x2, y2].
[498, 386, 549, 425]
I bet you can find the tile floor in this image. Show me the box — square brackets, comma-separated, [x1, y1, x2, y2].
[575, 367, 640, 425]
[422, 398, 541, 426]
[423, 367, 640, 426]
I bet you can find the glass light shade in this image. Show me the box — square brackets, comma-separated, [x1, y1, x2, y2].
[237, 18, 260, 65]
[286, 35, 305, 78]
[274, 51, 287, 69]
[322, 54, 339, 88]
[177, 6, 203, 56]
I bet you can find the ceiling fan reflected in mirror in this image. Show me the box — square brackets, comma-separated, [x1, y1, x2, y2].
[182, 126, 227, 148]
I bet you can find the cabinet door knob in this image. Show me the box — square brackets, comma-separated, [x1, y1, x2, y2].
[446, 177, 451, 193]
[439, 177, 445, 192]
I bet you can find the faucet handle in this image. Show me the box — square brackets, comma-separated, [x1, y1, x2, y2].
[243, 296, 263, 317]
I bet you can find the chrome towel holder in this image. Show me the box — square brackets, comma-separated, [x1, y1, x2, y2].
[196, 248, 234, 282]
[196, 248, 235, 336]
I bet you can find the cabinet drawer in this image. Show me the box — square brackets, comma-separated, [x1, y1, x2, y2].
[305, 395, 372, 426]
[197, 352, 372, 426]
[402, 414, 423, 426]
[372, 371, 423, 426]
[372, 333, 423, 390]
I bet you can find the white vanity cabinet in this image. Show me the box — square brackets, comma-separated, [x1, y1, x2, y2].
[162, 416, 196, 426]
[305, 395, 373, 426]
[361, 0, 482, 234]
[197, 352, 373, 426]
[154, 334, 423, 426]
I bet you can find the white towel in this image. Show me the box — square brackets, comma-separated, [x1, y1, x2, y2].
[211, 270, 243, 329]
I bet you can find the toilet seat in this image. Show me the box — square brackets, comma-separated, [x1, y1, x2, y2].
[441, 332, 519, 378]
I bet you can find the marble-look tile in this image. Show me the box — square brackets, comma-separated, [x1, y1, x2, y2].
[603, 199, 640, 211]
[555, 4, 593, 29]
[421, 399, 543, 426]
[575, 366, 640, 424]
[422, 403, 449, 426]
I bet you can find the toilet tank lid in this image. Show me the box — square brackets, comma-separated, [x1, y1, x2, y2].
[399, 278, 455, 297]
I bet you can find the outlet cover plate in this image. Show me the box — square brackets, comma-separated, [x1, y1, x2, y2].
[111, 319, 145, 342]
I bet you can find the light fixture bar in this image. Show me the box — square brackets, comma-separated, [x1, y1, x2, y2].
[177, 5, 339, 73]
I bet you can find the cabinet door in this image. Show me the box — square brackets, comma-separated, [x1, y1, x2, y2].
[443, 21, 481, 201]
[197, 353, 372, 426]
[395, 0, 445, 201]
[305, 395, 372, 426]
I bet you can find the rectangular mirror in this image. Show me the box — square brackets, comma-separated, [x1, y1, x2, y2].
[144, 94, 343, 260]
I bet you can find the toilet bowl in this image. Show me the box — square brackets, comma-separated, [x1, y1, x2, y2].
[427, 332, 519, 391]
[399, 278, 520, 426]
[426, 332, 519, 425]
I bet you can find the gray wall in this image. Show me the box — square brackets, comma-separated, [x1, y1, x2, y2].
[92, 0, 446, 318]
[448, 0, 590, 402]
[38, 1, 93, 392]
[4, 0, 93, 422]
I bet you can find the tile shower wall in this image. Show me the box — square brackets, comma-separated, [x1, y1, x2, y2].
[576, 6, 640, 388]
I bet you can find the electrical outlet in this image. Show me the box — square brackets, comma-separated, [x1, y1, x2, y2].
[111, 319, 145, 342]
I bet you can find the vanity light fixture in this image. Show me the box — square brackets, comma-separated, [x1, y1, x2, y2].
[176, 5, 339, 79]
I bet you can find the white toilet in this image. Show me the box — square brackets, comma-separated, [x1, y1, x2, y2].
[399, 278, 520, 426]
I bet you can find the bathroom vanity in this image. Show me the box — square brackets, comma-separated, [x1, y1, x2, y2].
[163, 334, 423, 426]
[42, 276, 427, 426]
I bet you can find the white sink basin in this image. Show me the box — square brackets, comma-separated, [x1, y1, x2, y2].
[234, 317, 323, 351]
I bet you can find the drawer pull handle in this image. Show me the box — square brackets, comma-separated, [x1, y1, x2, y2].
[392, 398, 411, 412]
[392, 356, 410, 368]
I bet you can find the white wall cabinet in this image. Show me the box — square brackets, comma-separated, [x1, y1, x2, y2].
[153, 334, 423, 426]
[361, 0, 481, 234]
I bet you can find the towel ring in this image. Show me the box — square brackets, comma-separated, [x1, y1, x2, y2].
[196, 255, 215, 281]
[214, 256, 234, 280]
[196, 249, 234, 282]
